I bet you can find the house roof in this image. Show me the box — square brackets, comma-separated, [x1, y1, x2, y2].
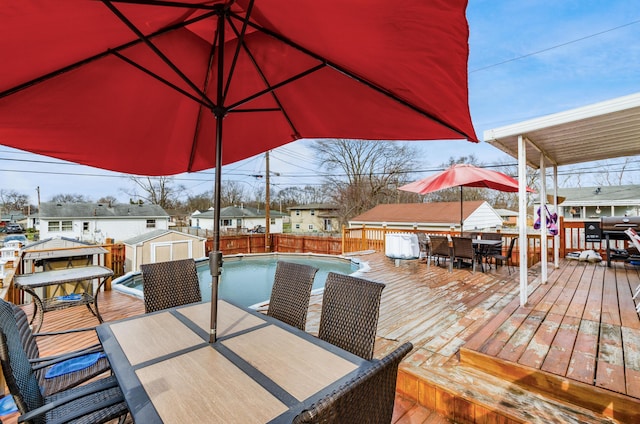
[123, 229, 205, 245]
[556, 185, 640, 205]
[39, 202, 169, 218]
[194, 206, 287, 219]
[495, 208, 519, 217]
[287, 203, 339, 211]
[350, 201, 486, 224]
[484, 92, 640, 168]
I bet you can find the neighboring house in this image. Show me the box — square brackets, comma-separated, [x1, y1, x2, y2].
[288, 203, 340, 234]
[38, 202, 170, 244]
[123, 229, 207, 272]
[495, 208, 519, 227]
[557, 185, 640, 220]
[348, 201, 504, 232]
[1, 210, 29, 229]
[190, 205, 286, 233]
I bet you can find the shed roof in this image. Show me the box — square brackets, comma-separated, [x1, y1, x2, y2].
[556, 185, 640, 205]
[23, 246, 108, 261]
[484, 92, 640, 168]
[350, 201, 486, 224]
[123, 229, 205, 245]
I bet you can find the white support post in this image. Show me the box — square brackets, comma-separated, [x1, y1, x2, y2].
[518, 135, 528, 306]
[553, 165, 559, 268]
[540, 155, 547, 284]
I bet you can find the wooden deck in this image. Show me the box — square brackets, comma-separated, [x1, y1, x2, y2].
[2, 253, 639, 423]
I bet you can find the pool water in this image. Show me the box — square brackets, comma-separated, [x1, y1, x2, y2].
[116, 254, 360, 308]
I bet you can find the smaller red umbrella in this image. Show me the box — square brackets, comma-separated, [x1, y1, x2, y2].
[398, 164, 534, 231]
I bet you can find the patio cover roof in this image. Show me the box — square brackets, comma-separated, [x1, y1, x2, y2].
[483, 92, 640, 168]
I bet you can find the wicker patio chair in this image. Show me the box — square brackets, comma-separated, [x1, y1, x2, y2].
[292, 341, 413, 424]
[428, 235, 452, 272]
[267, 261, 319, 330]
[489, 237, 518, 274]
[480, 232, 503, 269]
[452, 236, 476, 272]
[318, 273, 385, 360]
[0, 300, 129, 424]
[9, 301, 110, 397]
[141, 258, 202, 313]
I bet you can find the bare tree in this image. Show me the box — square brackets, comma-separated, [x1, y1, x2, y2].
[220, 181, 246, 207]
[97, 195, 118, 205]
[49, 193, 91, 203]
[312, 139, 418, 225]
[186, 191, 213, 212]
[126, 176, 184, 209]
[0, 190, 30, 214]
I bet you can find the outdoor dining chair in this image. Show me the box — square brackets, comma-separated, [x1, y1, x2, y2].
[479, 232, 503, 269]
[8, 300, 110, 396]
[292, 341, 413, 424]
[427, 235, 452, 272]
[0, 299, 129, 424]
[141, 258, 202, 313]
[318, 273, 385, 360]
[489, 236, 518, 274]
[452, 236, 476, 272]
[267, 261, 319, 330]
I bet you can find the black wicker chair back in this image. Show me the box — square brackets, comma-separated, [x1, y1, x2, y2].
[141, 258, 202, 313]
[12, 304, 110, 396]
[428, 235, 451, 270]
[267, 261, 319, 330]
[452, 237, 476, 272]
[0, 299, 129, 424]
[491, 236, 518, 274]
[292, 342, 413, 424]
[318, 273, 385, 360]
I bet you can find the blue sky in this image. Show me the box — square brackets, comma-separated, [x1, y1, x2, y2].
[2, 0, 640, 204]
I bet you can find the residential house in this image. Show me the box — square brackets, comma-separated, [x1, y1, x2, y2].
[349, 201, 504, 232]
[556, 185, 640, 220]
[123, 229, 206, 272]
[495, 208, 519, 227]
[38, 202, 170, 244]
[287, 203, 340, 234]
[190, 205, 286, 234]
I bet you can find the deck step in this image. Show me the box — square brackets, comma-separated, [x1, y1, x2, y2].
[397, 355, 619, 424]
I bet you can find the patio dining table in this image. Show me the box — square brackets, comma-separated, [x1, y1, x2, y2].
[471, 238, 503, 272]
[96, 299, 371, 423]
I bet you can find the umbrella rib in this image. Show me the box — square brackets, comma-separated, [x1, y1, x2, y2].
[0, 8, 216, 100]
[101, 0, 216, 109]
[225, 13, 301, 138]
[222, 0, 255, 102]
[225, 64, 325, 112]
[110, 0, 219, 10]
[228, 11, 475, 141]
[111, 51, 210, 108]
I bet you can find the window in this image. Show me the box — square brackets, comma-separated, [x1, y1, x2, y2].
[61, 221, 73, 231]
[295, 210, 300, 216]
[295, 224, 300, 229]
[146, 219, 156, 228]
[48, 221, 73, 231]
[270, 218, 276, 224]
[48, 221, 60, 231]
[308, 224, 314, 230]
[83, 222, 89, 231]
[310, 209, 315, 216]
[222, 219, 232, 226]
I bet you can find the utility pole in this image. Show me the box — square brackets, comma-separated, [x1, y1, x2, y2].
[265, 151, 271, 252]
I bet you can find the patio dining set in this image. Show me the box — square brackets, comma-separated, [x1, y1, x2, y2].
[419, 233, 517, 274]
[0, 259, 412, 423]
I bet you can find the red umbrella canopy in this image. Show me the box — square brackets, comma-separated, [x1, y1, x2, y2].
[0, 0, 477, 176]
[398, 164, 534, 194]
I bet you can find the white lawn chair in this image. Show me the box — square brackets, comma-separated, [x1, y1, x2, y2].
[624, 228, 640, 312]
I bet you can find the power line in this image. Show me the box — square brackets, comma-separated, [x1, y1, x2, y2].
[470, 18, 640, 73]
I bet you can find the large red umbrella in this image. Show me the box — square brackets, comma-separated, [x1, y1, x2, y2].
[399, 164, 534, 231]
[0, 1, 477, 342]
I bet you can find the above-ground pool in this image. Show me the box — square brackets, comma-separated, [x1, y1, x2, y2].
[113, 253, 364, 308]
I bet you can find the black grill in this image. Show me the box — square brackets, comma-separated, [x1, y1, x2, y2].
[601, 216, 640, 266]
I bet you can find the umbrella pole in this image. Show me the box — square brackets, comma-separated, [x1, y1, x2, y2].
[209, 8, 226, 344]
[460, 186, 464, 233]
